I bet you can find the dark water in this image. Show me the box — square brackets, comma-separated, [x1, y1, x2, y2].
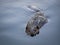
[0, 0, 60, 45]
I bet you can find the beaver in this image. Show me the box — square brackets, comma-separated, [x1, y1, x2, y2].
[25, 11, 48, 37]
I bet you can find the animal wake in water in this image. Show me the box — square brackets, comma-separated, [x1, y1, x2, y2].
[25, 5, 48, 37]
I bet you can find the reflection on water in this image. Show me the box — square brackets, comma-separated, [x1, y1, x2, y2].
[0, 0, 60, 45]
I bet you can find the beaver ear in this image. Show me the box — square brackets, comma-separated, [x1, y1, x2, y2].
[26, 26, 28, 30]
[25, 25, 28, 33]
[26, 26, 30, 32]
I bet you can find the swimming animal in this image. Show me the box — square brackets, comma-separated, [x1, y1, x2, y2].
[25, 5, 48, 37]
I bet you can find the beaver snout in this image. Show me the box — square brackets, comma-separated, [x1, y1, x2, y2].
[30, 34, 35, 37]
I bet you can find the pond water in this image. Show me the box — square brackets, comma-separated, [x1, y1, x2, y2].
[0, 0, 60, 45]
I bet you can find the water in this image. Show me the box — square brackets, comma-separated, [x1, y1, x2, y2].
[0, 0, 60, 45]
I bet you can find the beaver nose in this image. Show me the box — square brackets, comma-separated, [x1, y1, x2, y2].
[30, 34, 35, 37]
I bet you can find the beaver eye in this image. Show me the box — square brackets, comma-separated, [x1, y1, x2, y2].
[36, 26, 39, 29]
